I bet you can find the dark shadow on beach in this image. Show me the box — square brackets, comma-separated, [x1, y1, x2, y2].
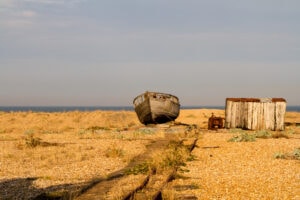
[0, 177, 85, 200]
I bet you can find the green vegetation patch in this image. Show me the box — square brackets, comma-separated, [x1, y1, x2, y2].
[228, 133, 256, 142]
[255, 130, 272, 139]
[274, 147, 300, 160]
[228, 129, 290, 142]
[158, 140, 189, 171]
[125, 162, 152, 175]
[255, 130, 289, 139]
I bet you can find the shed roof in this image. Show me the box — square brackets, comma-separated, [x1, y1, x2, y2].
[226, 98, 286, 103]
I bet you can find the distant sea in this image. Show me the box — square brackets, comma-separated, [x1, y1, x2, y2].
[0, 106, 299, 112]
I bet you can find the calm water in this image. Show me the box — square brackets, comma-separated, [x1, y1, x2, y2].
[0, 106, 299, 112]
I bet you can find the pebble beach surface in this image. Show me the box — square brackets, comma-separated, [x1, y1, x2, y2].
[0, 109, 299, 199]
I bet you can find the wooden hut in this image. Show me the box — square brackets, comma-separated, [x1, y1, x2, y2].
[225, 98, 286, 131]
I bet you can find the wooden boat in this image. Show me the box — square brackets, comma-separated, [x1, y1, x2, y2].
[133, 91, 180, 125]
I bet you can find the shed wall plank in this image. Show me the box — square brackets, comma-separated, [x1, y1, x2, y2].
[225, 100, 232, 128]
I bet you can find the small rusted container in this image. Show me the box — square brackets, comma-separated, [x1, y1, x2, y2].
[208, 113, 224, 130]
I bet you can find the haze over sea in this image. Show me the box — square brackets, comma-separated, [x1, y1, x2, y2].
[0, 106, 299, 113]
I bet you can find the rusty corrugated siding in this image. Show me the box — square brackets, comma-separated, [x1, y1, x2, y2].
[226, 98, 286, 103]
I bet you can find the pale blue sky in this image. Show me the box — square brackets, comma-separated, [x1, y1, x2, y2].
[1, 0, 299, 106]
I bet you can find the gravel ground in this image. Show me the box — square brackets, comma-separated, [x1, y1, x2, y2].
[168, 131, 300, 200]
[1, 110, 299, 199]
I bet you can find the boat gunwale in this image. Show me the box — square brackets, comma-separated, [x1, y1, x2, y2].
[133, 91, 180, 106]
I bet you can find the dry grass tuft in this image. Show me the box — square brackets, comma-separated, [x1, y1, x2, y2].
[104, 146, 125, 158]
[271, 131, 290, 139]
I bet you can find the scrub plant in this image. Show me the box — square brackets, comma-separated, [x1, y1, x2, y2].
[228, 133, 256, 142]
[274, 147, 300, 160]
[105, 147, 125, 158]
[125, 162, 152, 175]
[255, 130, 272, 139]
[24, 133, 43, 148]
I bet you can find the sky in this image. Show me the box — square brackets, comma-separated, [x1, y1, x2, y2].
[1, 0, 299, 106]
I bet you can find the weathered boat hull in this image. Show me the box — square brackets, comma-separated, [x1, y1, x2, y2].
[133, 92, 180, 125]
